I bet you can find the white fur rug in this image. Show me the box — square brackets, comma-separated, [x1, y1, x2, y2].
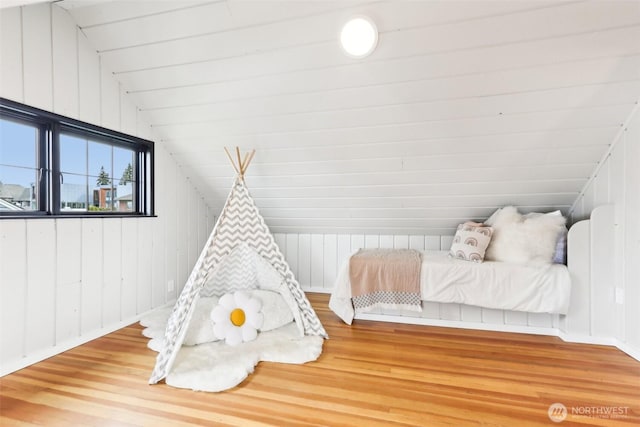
[140, 307, 323, 392]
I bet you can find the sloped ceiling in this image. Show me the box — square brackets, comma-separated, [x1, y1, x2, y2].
[57, 0, 640, 234]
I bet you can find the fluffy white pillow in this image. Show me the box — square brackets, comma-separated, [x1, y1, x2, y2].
[251, 289, 295, 332]
[484, 206, 566, 264]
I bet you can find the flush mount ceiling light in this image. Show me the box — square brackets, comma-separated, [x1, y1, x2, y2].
[340, 16, 378, 58]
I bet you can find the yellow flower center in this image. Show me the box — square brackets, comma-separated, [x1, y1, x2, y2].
[230, 308, 246, 326]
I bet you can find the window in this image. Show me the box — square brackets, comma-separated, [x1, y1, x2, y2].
[0, 98, 153, 217]
[0, 118, 40, 212]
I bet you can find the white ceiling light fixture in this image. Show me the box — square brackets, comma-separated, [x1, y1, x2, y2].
[340, 16, 378, 59]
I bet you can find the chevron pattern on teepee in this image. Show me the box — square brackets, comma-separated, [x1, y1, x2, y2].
[215, 181, 326, 334]
[149, 149, 327, 385]
[201, 244, 259, 296]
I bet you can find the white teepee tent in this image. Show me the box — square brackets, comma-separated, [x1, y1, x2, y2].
[149, 148, 327, 385]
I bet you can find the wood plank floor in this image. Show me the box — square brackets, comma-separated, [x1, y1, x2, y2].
[1, 293, 639, 426]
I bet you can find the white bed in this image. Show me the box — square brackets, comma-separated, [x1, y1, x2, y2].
[329, 250, 571, 326]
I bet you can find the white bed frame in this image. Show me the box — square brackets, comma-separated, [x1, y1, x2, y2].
[350, 205, 623, 350]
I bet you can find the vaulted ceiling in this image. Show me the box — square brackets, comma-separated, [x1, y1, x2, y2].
[57, 0, 640, 234]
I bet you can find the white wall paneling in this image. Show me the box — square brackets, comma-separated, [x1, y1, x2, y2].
[0, 7, 23, 102]
[589, 206, 616, 337]
[52, 4, 78, 118]
[480, 309, 503, 325]
[120, 84, 137, 136]
[460, 305, 482, 323]
[0, 220, 27, 363]
[120, 219, 138, 321]
[160, 145, 178, 302]
[296, 234, 311, 288]
[77, 28, 100, 125]
[25, 220, 56, 355]
[100, 58, 119, 130]
[310, 234, 324, 289]
[187, 185, 198, 275]
[136, 219, 153, 314]
[563, 220, 590, 337]
[81, 218, 103, 335]
[322, 234, 337, 289]
[152, 215, 167, 309]
[624, 117, 640, 352]
[0, 3, 212, 376]
[55, 219, 81, 344]
[21, 3, 52, 110]
[176, 174, 189, 296]
[102, 219, 122, 326]
[568, 104, 640, 360]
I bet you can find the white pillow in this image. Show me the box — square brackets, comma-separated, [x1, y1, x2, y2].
[251, 289, 295, 332]
[484, 206, 566, 264]
[484, 207, 503, 226]
[183, 296, 219, 346]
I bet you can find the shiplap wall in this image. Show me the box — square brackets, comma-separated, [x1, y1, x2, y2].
[569, 106, 640, 357]
[0, 3, 214, 375]
[282, 232, 557, 330]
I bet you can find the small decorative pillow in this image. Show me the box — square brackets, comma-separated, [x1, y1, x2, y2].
[449, 222, 493, 263]
[552, 228, 568, 264]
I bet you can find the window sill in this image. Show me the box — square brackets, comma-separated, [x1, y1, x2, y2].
[0, 213, 157, 220]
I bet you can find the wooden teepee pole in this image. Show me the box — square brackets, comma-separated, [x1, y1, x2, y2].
[244, 150, 256, 172]
[235, 147, 243, 174]
[223, 147, 240, 175]
[224, 147, 255, 179]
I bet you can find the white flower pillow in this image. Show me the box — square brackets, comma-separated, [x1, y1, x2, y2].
[449, 222, 494, 263]
[212, 291, 264, 346]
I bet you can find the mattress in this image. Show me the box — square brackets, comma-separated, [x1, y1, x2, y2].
[329, 250, 571, 325]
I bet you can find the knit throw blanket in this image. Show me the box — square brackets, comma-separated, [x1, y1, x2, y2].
[349, 248, 422, 313]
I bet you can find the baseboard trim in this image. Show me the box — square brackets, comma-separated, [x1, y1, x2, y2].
[303, 286, 332, 294]
[613, 339, 640, 362]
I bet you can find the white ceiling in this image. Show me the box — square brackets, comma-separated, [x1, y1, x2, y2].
[57, 0, 640, 234]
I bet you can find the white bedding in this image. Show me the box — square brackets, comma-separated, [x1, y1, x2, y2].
[329, 250, 571, 325]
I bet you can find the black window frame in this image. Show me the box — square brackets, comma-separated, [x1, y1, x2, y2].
[1, 97, 154, 218]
